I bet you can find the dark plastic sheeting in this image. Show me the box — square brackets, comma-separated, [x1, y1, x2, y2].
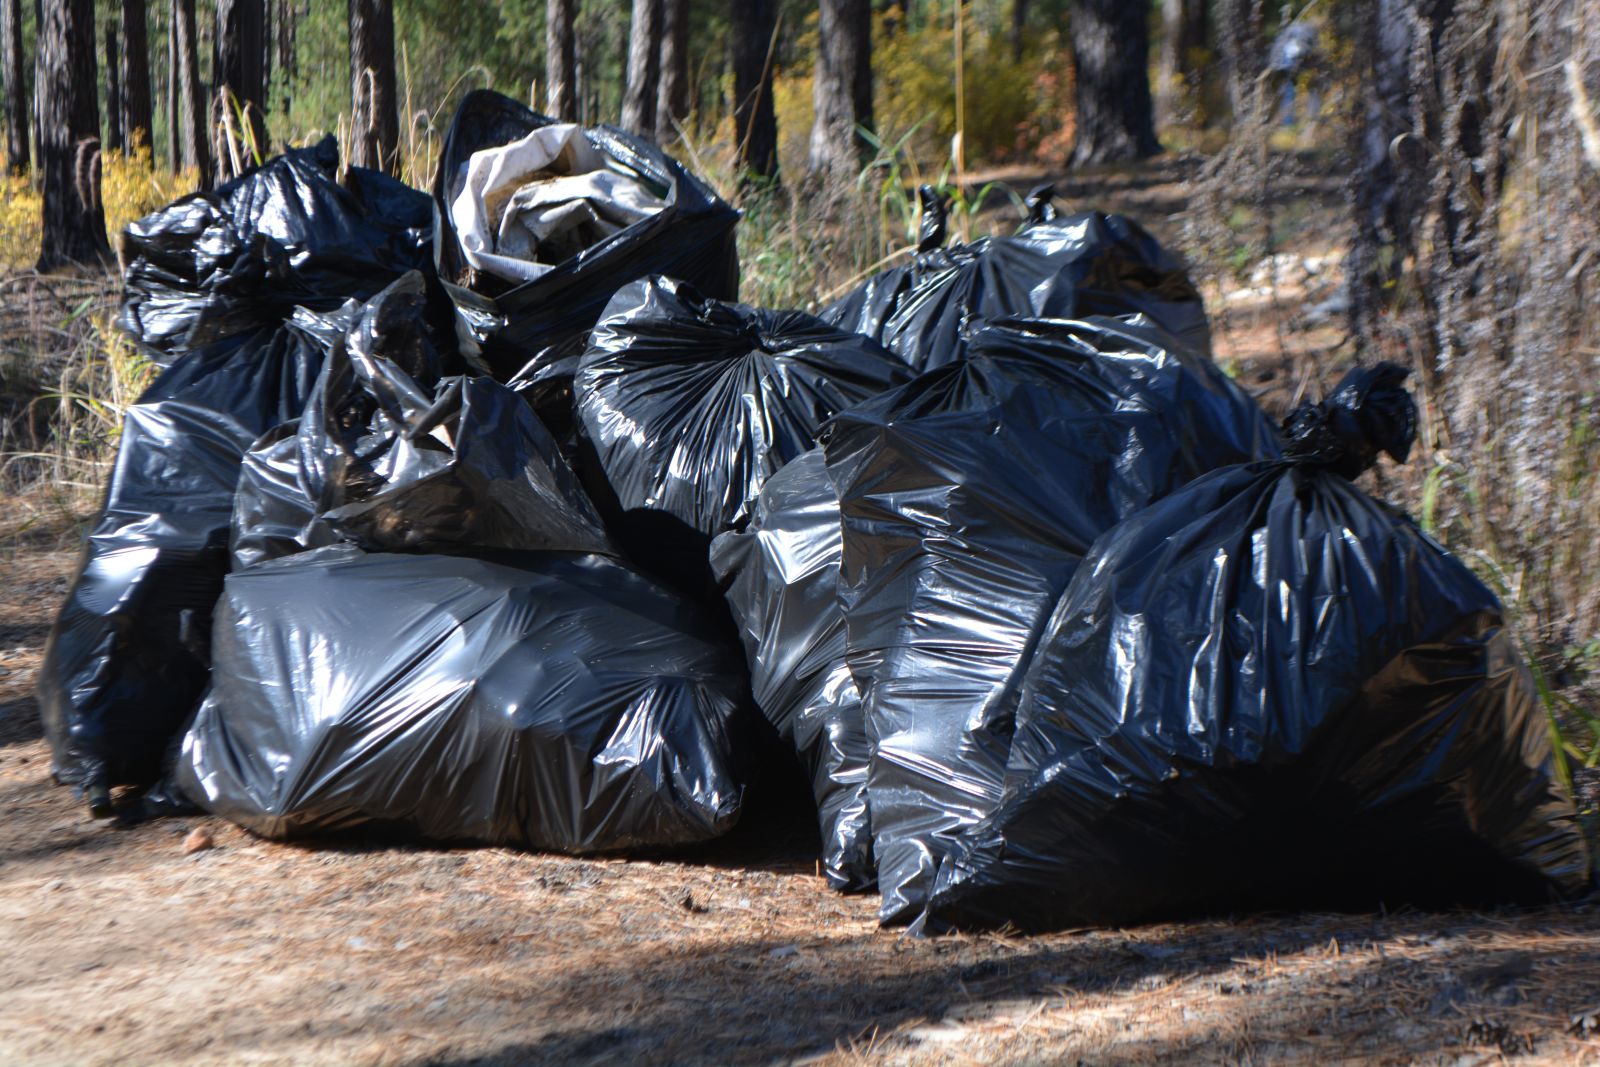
[924, 365, 1592, 932]
[176, 545, 746, 852]
[709, 448, 871, 891]
[822, 316, 1281, 925]
[231, 273, 611, 569]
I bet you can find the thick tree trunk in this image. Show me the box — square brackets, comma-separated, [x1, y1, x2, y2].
[620, 0, 659, 136]
[809, 0, 873, 181]
[3, 0, 29, 175]
[212, 0, 267, 180]
[1217, 0, 1263, 123]
[655, 0, 688, 142]
[348, 0, 398, 174]
[545, 0, 576, 120]
[730, 0, 778, 180]
[121, 0, 153, 152]
[1069, 0, 1161, 165]
[104, 19, 121, 152]
[166, 1, 178, 170]
[174, 0, 209, 181]
[36, 0, 109, 270]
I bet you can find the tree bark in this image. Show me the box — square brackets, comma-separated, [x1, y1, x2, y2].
[36, 0, 109, 270]
[3, 0, 29, 175]
[348, 0, 398, 174]
[731, 0, 778, 180]
[1217, 0, 1263, 123]
[166, 1, 178, 170]
[809, 0, 873, 181]
[620, 0, 659, 136]
[655, 0, 688, 142]
[104, 19, 121, 152]
[174, 0, 208, 181]
[212, 0, 268, 180]
[1158, 0, 1208, 120]
[1011, 0, 1029, 61]
[120, 0, 153, 153]
[545, 0, 576, 120]
[1069, 0, 1161, 165]
[278, 0, 295, 119]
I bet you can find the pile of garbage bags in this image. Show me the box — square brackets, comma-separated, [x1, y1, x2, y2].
[40, 94, 1590, 932]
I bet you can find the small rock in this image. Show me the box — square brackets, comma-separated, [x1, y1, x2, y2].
[182, 827, 214, 855]
[767, 944, 800, 959]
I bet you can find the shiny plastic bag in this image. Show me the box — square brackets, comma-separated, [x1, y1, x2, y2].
[119, 136, 434, 362]
[576, 276, 914, 593]
[822, 187, 1209, 371]
[822, 316, 1280, 924]
[176, 545, 746, 852]
[231, 273, 611, 569]
[924, 365, 1591, 933]
[709, 448, 872, 891]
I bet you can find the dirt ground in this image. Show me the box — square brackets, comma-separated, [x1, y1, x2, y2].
[5, 158, 1600, 1066]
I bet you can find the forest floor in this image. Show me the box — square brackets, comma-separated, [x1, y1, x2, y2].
[4, 155, 1600, 1067]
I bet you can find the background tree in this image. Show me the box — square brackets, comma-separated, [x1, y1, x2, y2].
[174, 0, 209, 181]
[620, 0, 659, 136]
[808, 0, 873, 182]
[1159, 0, 1209, 121]
[212, 0, 268, 180]
[655, 0, 688, 142]
[36, 0, 109, 270]
[348, 0, 398, 174]
[166, 1, 178, 170]
[546, 0, 576, 120]
[3, 0, 27, 175]
[121, 0, 154, 153]
[1069, 0, 1160, 164]
[731, 0, 778, 179]
[104, 18, 120, 152]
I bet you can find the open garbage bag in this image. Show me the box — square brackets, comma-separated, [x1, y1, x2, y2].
[924, 365, 1591, 933]
[576, 277, 913, 593]
[176, 545, 746, 852]
[822, 187, 1210, 371]
[120, 136, 434, 362]
[433, 90, 739, 385]
[822, 316, 1280, 924]
[709, 448, 871, 891]
[231, 273, 611, 569]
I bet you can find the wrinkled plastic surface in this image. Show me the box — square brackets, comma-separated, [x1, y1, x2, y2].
[38, 317, 336, 788]
[924, 365, 1591, 933]
[232, 273, 610, 569]
[710, 449, 871, 891]
[433, 90, 740, 383]
[177, 545, 746, 852]
[821, 199, 1209, 372]
[120, 136, 434, 362]
[577, 276, 914, 591]
[822, 316, 1281, 924]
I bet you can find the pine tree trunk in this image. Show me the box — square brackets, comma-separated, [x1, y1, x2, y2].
[166, 1, 178, 170]
[3, 0, 29, 175]
[655, 0, 688, 142]
[620, 0, 659, 136]
[545, 0, 576, 120]
[1069, 0, 1161, 165]
[121, 0, 153, 153]
[809, 0, 873, 181]
[174, 0, 209, 181]
[731, 0, 778, 179]
[212, 0, 267, 181]
[348, 0, 398, 174]
[36, 0, 110, 271]
[105, 19, 121, 152]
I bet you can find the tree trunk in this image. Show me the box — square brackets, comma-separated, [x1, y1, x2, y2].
[166, 1, 178, 170]
[620, 0, 659, 136]
[1216, 0, 1263, 123]
[36, 0, 109, 270]
[730, 0, 778, 180]
[104, 19, 121, 152]
[1158, 0, 1208, 121]
[120, 0, 153, 153]
[655, 0, 688, 142]
[348, 0, 398, 174]
[545, 0, 576, 120]
[809, 0, 873, 181]
[3, 0, 28, 175]
[1011, 0, 1028, 61]
[212, 0, 267, 181]
[1069, 0, 1161, 165]
[278, 0, 295, 118]
[174, 0, 208, 181]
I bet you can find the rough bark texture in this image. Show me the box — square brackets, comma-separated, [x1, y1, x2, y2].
[1069, 0, 1161, 165]
[1217, 0, 1263, 122]
[808, 0, 873, 181]
[104, 19, 121, 152]
[348, 0, 398, 174]
[212, 0, 268, 180]
[655, 0, 688, 142]
[36, 0, 110, 271]
[174, 0, 209, 181]
[4, 0, 28, 174]
[120, 0, 153, 152]
[545, 0, 576, 121]
[620, 0, 659, 136]
[731, 0, 778, 179]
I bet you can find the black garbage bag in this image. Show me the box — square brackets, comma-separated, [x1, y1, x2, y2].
[119, 136, 434, 362]
[923, 365, 1592, 933]
[822, 316, 1281, 924]
[38, 312, 344, 799]
[175, 544, 746, 852]
[433, 90, 740, 388]
[231, 273, 611, 569]
[576, 276, 914, 594]
[821, 186, 1209, 372]
[709, 448, 872, 891]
